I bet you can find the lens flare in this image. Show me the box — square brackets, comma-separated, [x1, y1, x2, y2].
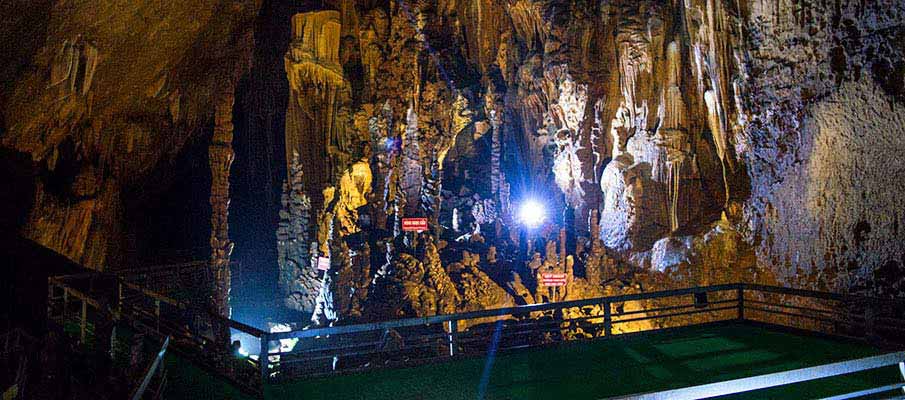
[518, 199, 546, 229]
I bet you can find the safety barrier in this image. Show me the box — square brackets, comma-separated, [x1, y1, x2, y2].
[46, 273, 905, 396]
[261, 283, 905, 382]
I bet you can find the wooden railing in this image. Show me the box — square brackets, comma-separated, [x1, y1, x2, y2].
[46, 274, 905, 396]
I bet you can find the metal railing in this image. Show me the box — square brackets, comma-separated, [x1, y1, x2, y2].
[46, 266, 265, 395]
[259, 283, 905, 383]
[45, 275, 905, 396]
[606, 351, 905, 400]
[129, 336, 170, 400]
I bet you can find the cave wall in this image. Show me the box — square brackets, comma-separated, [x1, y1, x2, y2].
[0, 0, 262, 269]
[276, 0, 905, 319]
[1, 0, 903, 305]
[739, 0, 905, 293]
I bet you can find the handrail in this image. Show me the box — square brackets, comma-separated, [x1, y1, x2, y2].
[744, 283, 905, 306]
[46, 270, 905, 395]
[271, 282, 905, 341]
[270, 283, 742, 340]
[129, 336, 170, 400]
[604, 351, 905, 400]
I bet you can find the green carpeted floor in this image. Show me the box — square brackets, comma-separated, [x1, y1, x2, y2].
[164, 322, 902, 400]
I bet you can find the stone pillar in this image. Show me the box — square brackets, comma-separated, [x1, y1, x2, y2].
[209, 92, 235, 319]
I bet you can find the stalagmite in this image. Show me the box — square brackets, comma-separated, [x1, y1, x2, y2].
[277, 151, 318, 313]
[401, 107, 422, 217]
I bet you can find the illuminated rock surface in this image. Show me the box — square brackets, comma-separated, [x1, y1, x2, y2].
[1, 0, 904, 325]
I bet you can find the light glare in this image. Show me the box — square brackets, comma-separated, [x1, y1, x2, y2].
[518, 199, 546, 228]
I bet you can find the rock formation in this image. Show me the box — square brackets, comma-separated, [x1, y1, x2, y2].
[277, 152, 317, 313]
[209, 91, 236, 318]
[284, 10, 355, 213]
[1, 0, 259, 269]
[283, 0, 902, 325]
[2, 0, 904, 331]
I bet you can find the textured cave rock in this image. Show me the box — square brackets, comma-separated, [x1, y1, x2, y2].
[284, 10, 356, 214]
[285, 0, 903, 323]
[737, 0, 905, 294]
[277, 152, 317, 313]
[3, 0, 905, 329]
[0, 0, 260, 269]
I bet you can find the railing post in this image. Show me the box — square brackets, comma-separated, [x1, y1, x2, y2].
[63, 287, 69, 322]
[898, 361, 905, 394]
[447, 320, 458, 357]
[259, 333, 269, 383]
[117, 279, 124, 317]
[603, 301, 613, 337]
[865, 304, 876, 340]
[80, 298, 88, 344]
[155, 299, 161, 334]
[737, 285, 745, 321]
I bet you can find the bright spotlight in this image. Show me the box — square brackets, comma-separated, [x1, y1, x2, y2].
[518, 199, 546, 229]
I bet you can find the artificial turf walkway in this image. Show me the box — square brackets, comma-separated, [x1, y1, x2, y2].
[164, 322, 902, 400]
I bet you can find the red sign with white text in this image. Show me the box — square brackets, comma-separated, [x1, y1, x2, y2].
[317, 257, 331, 271]
[541, 272, 567, 287]
[401, 217, 429, 232]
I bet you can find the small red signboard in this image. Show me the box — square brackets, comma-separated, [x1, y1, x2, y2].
[401, 217, 429, 232]
[317, 256, 331, 271]
[541, 272, 567, 287]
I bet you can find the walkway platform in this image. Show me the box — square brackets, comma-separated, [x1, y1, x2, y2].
[163, 321, 899, 400]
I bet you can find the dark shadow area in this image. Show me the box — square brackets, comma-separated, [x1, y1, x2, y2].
[230, 0, 325, 328]
[0, 233, 82, 335]
[0, 147, 35, 233]
[120, 134, 212, 267]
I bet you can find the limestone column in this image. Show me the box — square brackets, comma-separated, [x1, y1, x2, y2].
[209, 92, 235, 319]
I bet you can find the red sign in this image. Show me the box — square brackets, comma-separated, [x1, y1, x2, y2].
[402, 217, 429, 232]
[317, 256, 331, 271]
[541, 272, 567, 287]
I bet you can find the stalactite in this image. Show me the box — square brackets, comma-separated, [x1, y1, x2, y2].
[487, 86, 503, 211]
[49, 38, 98, 98]
[659, 41, 692, 233]
[284, 11, 352, 212]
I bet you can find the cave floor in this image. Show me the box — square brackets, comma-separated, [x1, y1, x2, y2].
[164, 321, 899, 400]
